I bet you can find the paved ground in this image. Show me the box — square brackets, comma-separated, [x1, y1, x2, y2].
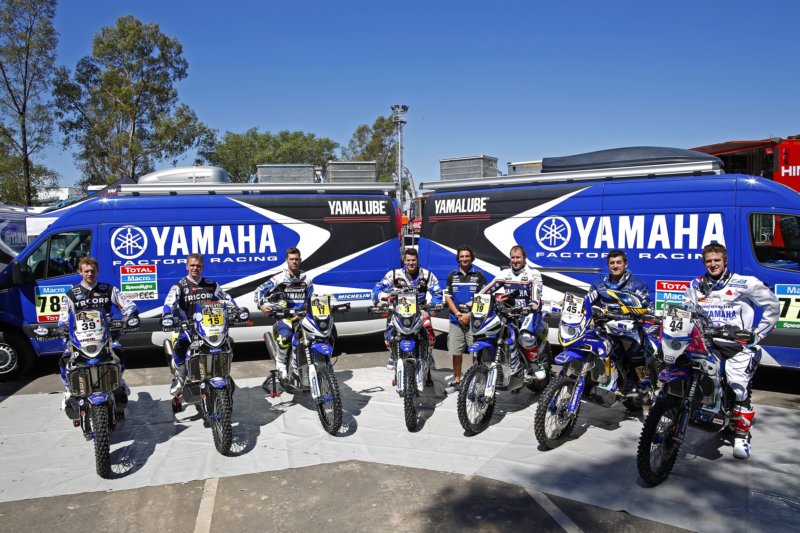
[0, 333, 796, 532]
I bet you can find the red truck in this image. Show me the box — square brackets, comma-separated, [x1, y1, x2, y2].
[692, 135, 800, 193]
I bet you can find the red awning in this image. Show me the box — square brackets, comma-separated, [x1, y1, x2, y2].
[691, 140, 777, 155]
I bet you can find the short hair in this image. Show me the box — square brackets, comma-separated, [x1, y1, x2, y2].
[456, 245, 474, 260]
[607, 249, 627, 264]
[510, 245, 526, 259]
[403, 247, 418, 258]
[702, 242, 728, 261]
[78, 256, 99, 271]
[286, 247, 301, 258]
[187, 253, 203, 264]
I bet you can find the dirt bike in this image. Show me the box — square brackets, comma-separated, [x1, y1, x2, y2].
[162, 301, 250, 455]
[534, 291, 660, 450]
[369, 290, 443, 431]
[263, 294, 349, 435]
[637, 303, 755, 486]
[457, 292, 550, 435]
[48, 308, 139, 478]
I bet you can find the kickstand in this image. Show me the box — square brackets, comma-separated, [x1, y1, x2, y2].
[262, 369, 282, 398]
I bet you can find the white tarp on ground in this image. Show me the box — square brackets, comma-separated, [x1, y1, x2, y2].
[0, 367, 798, 532]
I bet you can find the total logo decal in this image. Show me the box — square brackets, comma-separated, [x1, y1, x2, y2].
[655, 280, 690, 312]
[532, 213, 725, 261]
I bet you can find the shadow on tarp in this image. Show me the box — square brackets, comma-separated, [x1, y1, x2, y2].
[263, 368, 375, 437]
[108, 390, 189, 478]
[478, 403, 800, 532]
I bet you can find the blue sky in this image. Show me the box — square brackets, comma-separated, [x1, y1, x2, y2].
[44, 0, 800, 188]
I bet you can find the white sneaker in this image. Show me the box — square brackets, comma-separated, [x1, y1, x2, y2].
[733, 437, 751, 459]
[386, 357, 395, 370]
[60, 391, 71, 411]
[169, 373, 185, 395]
[276, 362, 288, 380]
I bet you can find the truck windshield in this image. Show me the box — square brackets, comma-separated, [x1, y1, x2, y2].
[750, 213, 800, 271]
[24, 230, 92, 280]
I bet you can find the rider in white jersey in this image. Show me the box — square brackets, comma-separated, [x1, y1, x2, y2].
[481, 245, 544, 375]
[684, 242, 779, 460]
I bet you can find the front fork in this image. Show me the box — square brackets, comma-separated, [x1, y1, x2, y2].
[674, 374, 701, 445]
[565, 361, 592, 414]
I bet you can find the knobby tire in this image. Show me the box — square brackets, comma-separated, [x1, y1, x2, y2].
[316, 365, 342, 435]
[211, 388, 233, 455]
[637, 395, 684, 486]
[457, 364, 495, 435]
[91, 403, 111, 478]
[534, 374, 580, 450]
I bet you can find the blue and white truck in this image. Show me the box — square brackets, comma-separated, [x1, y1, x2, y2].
[0, 180, 402, 379]
[419, 147, 800, 369]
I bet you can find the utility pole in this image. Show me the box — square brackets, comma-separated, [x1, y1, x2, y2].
[391, 104, 408, 213]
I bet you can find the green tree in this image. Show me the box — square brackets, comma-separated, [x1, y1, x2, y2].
[0, 140, 57, 205]
[342, 115, 396, 182]
[0, 0, 58, 206]
[53, 15, 214, 186]
[201, 128, 338, 183]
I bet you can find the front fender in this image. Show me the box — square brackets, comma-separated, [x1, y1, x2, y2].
[554, 349, 586, 366]
[87, 392, 109, 405]
[468, 340, 494, 354]
[658, 366, 691, 384]
[311, 342, 333, 357]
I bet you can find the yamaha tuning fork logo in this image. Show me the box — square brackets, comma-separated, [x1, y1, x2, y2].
[536, 216, 571, 251]
[111, 225, 149, 260]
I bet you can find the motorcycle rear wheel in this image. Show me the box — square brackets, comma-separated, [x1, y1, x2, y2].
[637, 395, 684, 486]
[316, 365, 342, 435]
[534, 374, 580, 449]
[91, 403, 112, 478]
[403, 359, 418, 432]
[210, 388, 233, 455]
[457, 364, 495, 435]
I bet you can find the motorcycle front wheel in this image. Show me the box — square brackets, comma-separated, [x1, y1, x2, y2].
[316, 365, 342, 435]
[403, 359, 418, 431]
[90, 403, 112, 478]
[637, 395, 684, 486]
[457, 364, 495, 435]
[209, 387, 233, 455]
[534, 374, 581, 450]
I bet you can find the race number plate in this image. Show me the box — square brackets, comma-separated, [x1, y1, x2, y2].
[310, 296, 331, 318]
[561, 293, 584, 322]
[471, 293, 491, 317]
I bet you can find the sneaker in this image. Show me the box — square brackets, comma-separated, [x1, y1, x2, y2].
[60, 391, 71, 411]
[386, 357, 395, 371]
[169, 376, 183, 396]
[733, 436, 751, 459]
[276, 362, 288, 380]
[445, 380, 461, 395]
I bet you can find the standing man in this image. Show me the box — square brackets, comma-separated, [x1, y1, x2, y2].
[255, 247, 313, 380]
[162, 253, 237, 395]
[444, 245, 486, 393]
[684, 242, 779, 459]
[373, 247, 443, 370]
[58, 257, 138, 408]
